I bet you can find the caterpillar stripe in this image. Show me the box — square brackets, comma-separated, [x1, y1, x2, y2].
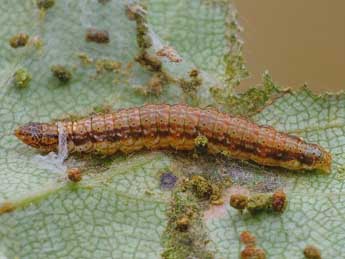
[14, 104, 332, 173]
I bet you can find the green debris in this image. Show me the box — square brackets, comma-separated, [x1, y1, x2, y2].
[77, 53, 131, 83]
[336, 165, 345, 180]
[222, 176, 233, 188]
[162, 189, 214, 259]
[9, 33, 29, 48]
[126, 3, 157, 73]
[135, 51, 162, 72]
[29, 36, 43, 50]
[126, 3, 151, 49]
[133, 62, 174, 97]
[77, 53, 128, 80]
[127, 2, 177, 97]
[209, 184, 223, 205]
[51, 65, 72, 83]
[14, 69, 32, 88]
[162, 191, 197, 258]
[95, 59, 122, 74]
[219, 150, 231, 158]
[210, 71, 284, 116]
[126, 3, 146, 21]
[144, 189, 154, 196]
[194, 135, 208, 155]
[133, 53, 172, 95]
[224, 8, 249, 88]
[77, 52, 93, 66]
[189, 175, 213, 200]
[135, 20, 152, 49]
[142, 72, 169, 96]
[246, 193, 273, 214]
[187, 175, 223, 204]
[147, 73, 164, 96]
[36, 0, 55, 9]
[179, 69, 202, 98]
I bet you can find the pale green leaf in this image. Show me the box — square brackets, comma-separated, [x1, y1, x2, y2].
[0, 1, 343, 259]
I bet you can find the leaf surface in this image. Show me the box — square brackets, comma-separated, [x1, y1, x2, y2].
[0, 1, 343, 259]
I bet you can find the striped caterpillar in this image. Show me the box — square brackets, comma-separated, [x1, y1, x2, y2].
[14, 104, 332, 173]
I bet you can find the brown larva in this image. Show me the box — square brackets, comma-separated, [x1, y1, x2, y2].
[14, 104, 332, 173]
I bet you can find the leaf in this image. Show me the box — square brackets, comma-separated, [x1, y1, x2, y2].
[211, 71, 286, 116]
[146, 0, 248, 85]
[0, 1, 343, 259]
[0, 153, 171, 258]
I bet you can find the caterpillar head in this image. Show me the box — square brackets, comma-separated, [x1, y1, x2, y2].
[313, 147, 332, 174]
[14, 122, 58, 152]
[302, 144, 332, 174]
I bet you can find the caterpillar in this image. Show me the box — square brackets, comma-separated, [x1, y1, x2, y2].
[14, 104, 332, 173]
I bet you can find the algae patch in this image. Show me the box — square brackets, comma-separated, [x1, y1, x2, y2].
[210, 72, 284, 116]
[9, 33, 29, 48]
[189, 175, 213, 200]
[77, 52, 93, 66]
[194, 135, 209, 155]
[246, 193, 273, 214]
[51, 65, 72, 83]
[14, 68, 32, 88]
[162, 189, 214, 259]
[179, 68, 203, 101]
[95, 59, 122, 74]
[161, 167, 233, 258]
[36, 0, 55, 10]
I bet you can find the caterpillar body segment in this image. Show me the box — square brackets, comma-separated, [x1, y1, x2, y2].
[14, 104, 332, 173]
